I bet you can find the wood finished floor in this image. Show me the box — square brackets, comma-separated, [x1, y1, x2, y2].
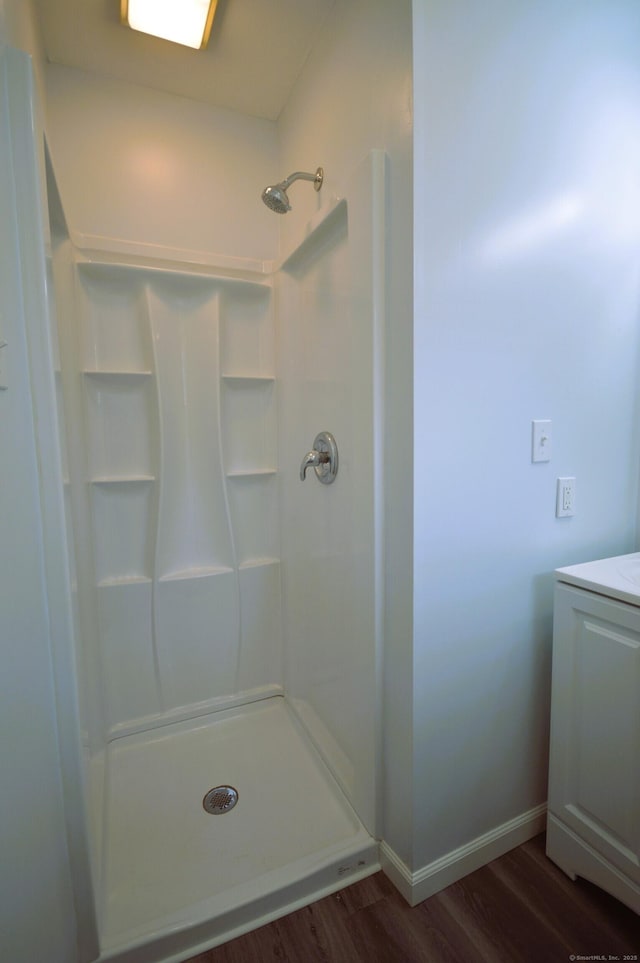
[184, 834, 640, 963]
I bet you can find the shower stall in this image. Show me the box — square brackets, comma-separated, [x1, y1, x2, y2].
[24, 46, 387, 959]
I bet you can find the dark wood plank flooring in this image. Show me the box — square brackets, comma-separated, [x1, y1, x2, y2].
[184, 834, 640, 963]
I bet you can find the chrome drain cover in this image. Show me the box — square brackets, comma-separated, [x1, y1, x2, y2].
[203, 785, 238, 815]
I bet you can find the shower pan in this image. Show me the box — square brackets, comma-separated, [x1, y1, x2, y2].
[40, 120, 386, 959]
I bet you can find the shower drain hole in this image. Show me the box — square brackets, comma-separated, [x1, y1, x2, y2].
[203, 785, 238, 815]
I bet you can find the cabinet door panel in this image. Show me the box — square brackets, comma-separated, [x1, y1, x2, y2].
[549, 585, 640, 882]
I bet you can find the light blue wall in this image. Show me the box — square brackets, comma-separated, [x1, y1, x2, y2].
[412, 0, 640, 868]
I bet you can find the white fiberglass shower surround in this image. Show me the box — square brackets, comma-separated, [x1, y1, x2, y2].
[22, 56, 386, 963]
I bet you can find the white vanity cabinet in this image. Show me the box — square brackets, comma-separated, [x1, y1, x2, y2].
[547, 554, 640, 914]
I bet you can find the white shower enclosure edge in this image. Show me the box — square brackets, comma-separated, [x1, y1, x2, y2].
[2, 47, 100, 963]
[277, 151, 386, 839]
[18, 36, 386, 956]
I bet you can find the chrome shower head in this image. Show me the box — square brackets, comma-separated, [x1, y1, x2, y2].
[261, 167, 323, 214]
[262, 183, 291, 213]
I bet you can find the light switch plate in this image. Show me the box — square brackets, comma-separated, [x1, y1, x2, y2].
[532, 420, 551, 462]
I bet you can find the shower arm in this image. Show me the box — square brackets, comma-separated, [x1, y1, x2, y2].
[280, 170, 323, 192]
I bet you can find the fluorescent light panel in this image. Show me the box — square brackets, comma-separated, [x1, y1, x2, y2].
[121, 0, 218, 50]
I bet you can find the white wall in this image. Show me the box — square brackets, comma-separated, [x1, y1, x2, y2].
[413, 0, 640, 869]
[1, 0, 46, 107]
[0, 42, 82, 963]
[276, 0, 414, 863]
[44, 64, 279, 263]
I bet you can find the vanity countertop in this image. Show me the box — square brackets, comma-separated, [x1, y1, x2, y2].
[556, 551, 640, 608]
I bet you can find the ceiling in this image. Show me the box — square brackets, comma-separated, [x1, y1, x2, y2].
[32, 0, 336, 120]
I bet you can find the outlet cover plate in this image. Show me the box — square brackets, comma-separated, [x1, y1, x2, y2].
[556, 476, 576, 517]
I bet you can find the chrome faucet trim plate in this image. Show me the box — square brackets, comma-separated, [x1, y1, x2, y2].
[299, 431, 338, 484]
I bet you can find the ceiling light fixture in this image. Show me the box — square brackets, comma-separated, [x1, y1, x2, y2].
[121, 0, 219, 50]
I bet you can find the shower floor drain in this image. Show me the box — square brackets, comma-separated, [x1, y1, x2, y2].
[202, 785, 238, 815]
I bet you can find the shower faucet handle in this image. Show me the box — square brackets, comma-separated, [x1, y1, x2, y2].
[299, 449, 329, 480]
[299, 431, 338, 484]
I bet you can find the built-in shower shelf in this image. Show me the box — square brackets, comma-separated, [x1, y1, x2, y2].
[221, 375, 275, 386]
[97, 575, 152, 588]
[239, 557, 280, 570]
[158, 565, 235, 582]
[226, 468, 277, 478]
[90, 475, 156, 485]
[279, 196, 347, 272]
[83, 370, 153, 379]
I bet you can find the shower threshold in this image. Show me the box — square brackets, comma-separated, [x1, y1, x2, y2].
[97, 696, 378, 963]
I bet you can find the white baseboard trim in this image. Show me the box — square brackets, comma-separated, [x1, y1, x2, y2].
[380, 802, 547, 907]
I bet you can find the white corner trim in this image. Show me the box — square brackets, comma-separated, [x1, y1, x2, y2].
[379, 839, 415, 904]
[380, 803, 547, 907]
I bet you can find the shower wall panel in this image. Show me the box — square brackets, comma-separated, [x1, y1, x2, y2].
[56, 256, 283, 742]
[277, 153, 385, 838]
